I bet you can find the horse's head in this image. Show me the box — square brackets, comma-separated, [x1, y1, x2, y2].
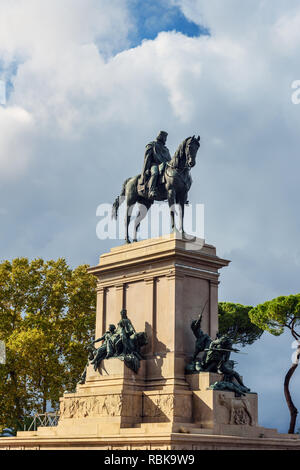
[171, 135, 200, 169]
[186, 135, 200, 168]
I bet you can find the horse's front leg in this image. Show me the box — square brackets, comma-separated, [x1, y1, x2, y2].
[178, 197, 195, 241]
[179, 200, 185, 236]
[133, 202, 150, 242]
[125, 205, 134, 243]
[168, 189, 176, 232]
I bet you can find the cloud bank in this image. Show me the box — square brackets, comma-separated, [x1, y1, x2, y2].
[0, 0, 299, 432]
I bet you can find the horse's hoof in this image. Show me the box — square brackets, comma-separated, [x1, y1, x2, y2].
[182, 232, 196, 242]
[125, 239, 131, 244]
[133, 238, 138, 243]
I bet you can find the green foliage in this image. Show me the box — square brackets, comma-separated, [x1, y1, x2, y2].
[249, 294, 300, 337]
[249, 294, 300, 434]
[0, 257, 96, 434]
[218, 302, 264, 346]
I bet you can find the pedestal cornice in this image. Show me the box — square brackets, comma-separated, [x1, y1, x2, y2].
[88, 234, 230, 280]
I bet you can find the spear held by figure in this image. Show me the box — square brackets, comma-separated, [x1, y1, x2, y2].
[204, 347, 248, 355]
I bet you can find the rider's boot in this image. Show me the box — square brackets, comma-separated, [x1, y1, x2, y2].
[148, 174, 158, 199]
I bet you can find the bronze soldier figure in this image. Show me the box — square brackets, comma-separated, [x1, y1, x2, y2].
[90, 324, 117, 371]
[191, 312, 211, 363]
[115, 309, 136, 355]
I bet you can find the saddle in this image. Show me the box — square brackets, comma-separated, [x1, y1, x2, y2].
[137, 172, 166, 199]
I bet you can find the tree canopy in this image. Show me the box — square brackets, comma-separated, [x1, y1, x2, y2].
[249, 294, 300, 434]
[218, 302, 263, 346]
[249, 294, 300, 337]
[0, 257, 96, 434]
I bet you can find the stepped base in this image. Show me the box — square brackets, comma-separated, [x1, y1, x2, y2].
[1, 370, 299, 450]
[1, 426, 300, 450]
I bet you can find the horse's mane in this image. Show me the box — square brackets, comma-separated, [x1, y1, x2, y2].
[171, 137, 191, 167]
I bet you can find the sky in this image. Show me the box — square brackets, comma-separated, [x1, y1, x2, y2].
[0, 0, 300, 434]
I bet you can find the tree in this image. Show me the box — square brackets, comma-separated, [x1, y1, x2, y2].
[218, 302, 263, 346]
[0, 258, 96, 434]
[249, 294, 300, 434]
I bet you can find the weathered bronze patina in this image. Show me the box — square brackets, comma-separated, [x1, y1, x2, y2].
[140, 130, 171, 199]
[79, 310, 147, 381]
[186, 316, 251, 396]
[112, 133, 200, 243]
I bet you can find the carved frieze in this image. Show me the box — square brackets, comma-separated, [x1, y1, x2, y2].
[143, 393, 192, 419]
[143, 394, 174, 419]
[59, 393, 141, 419]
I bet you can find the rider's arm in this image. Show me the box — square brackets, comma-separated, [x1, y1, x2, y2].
[94, 334, 105, 344]
[143, 144, 154, 175]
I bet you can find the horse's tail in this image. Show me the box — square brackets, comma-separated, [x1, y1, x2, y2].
[112, 177, 131, 220]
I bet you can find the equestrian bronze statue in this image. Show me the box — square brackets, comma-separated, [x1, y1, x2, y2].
[112, 132, 201, 243]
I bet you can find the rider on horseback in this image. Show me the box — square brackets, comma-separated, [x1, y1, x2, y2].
[141, 131, 171, 199]
[112, 134, 200, 244]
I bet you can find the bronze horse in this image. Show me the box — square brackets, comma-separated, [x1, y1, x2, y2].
[112, 135, 200, 243]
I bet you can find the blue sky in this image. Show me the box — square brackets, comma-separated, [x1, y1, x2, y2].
[0, 0, 300, 435]
[128, 0, 209, 47]
[0, 60, 18, 103]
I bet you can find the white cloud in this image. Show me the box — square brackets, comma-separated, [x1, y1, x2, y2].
[0, 0, 133, 175]
[273, 10, 300, 53]
[172, 0, 300, 37]
[0, 0, 132, 60]
[0, 0, 298, 266]
[0, 106, 35, 178]
[0, 0, 300, 430]
[0, 0, 298, 264]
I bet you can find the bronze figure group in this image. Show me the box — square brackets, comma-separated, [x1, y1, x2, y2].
[79, 310, 147, 383]
[186, 312, 251, 397]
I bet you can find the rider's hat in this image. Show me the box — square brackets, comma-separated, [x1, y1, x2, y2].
[157, 130, 168, 140]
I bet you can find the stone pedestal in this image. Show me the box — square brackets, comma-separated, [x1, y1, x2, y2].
[88, 233, 230, 390]
[51, 234, 230, 436]
[1, 235, 300, 450]
[57, 360, 145, 435]
[186, 372, 261, 438]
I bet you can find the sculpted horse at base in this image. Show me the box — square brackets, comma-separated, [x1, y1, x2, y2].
[112, 135, 201, 244]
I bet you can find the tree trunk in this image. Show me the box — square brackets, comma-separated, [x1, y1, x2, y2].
[284, 356, 299, 434]
[42, 396, 47, 414]
[9, 370, 24, 431]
